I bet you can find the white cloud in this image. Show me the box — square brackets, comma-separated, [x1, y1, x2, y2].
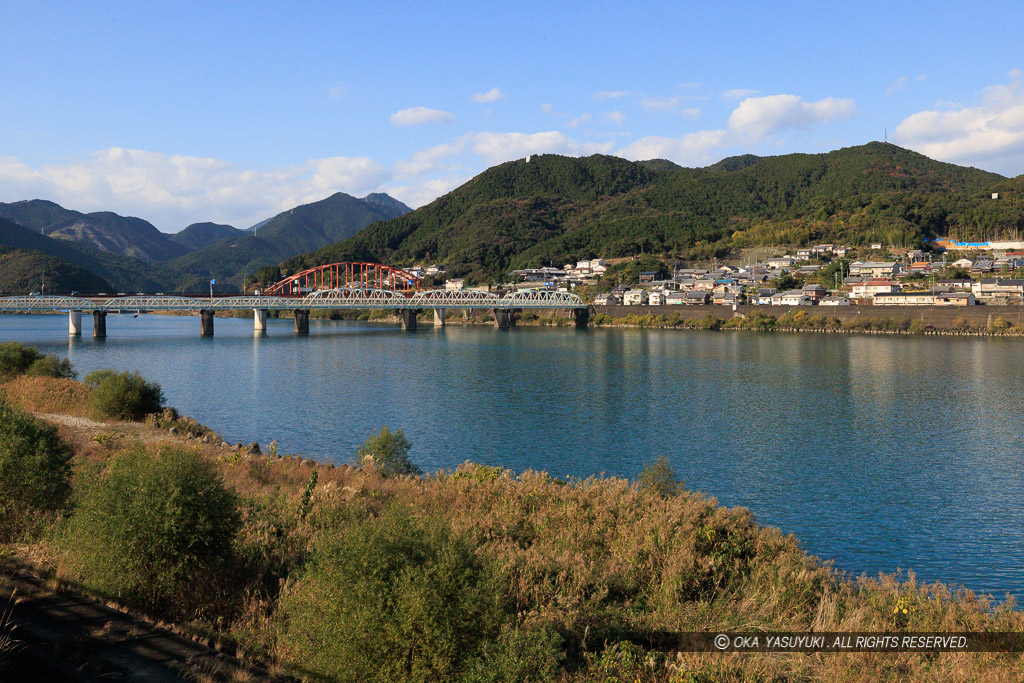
[681, 108, 701, 120]
[393, 136, 471, 177]
[1009, 68, 1022, 80]
[722, 88, 758, 100]
[727, 94, 856, 140]
[568, 113, 592, 128]
[886, 76, 908, 95]
[594, 90, 630, 100]
[603, 111, 627, 126]
[472, 87, 506, 103]
[0, 148, 391, 230]
[641, 96, 680, 112]
[470, 132, 613, 165]
[327, 83, 348, 101]
[618, 130, 729, 165]
[541, 103, 553, 114]
[386, 175, 470, 209]
[389, 107, 456, 126]
[893, 78, 1024, 172]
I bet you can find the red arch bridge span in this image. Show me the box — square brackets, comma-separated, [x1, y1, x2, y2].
[0, 264, 588, 337]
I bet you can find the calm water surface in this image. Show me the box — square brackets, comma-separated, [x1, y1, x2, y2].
[3, 313, 1024, 601]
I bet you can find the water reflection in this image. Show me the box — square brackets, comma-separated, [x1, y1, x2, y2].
[2, 314, 1024, 600]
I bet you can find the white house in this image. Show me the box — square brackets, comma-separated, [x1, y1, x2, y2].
[623, 289, 646, 306]
[851, 279, 900, 299]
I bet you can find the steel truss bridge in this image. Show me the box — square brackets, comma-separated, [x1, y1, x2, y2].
[0, 263, 588, 336]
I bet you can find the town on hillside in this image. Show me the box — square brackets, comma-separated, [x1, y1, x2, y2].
[504, 243, 1024, 307]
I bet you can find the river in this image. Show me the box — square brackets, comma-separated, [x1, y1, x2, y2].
[3, 312, 1023, 602]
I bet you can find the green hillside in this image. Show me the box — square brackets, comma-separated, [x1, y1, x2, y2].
[0, 246, 111, 294]
[170, 222, 246, 250]
[284, 143, 1014, 281]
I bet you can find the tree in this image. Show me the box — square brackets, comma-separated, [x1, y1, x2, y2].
[356, 426, 421, 476]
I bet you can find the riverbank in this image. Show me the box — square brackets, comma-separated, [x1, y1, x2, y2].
[1, 358, 1023, 681]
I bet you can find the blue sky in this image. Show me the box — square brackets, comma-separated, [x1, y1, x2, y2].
[2, 1, 1023, 231]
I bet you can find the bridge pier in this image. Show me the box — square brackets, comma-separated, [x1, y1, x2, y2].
[294, 309, 309, 334]
[400, 309, 418, 331]
[200, 309, 215, 336]
[573, 307, 590, 329]
[69, 311, 82, 336]
[493, 308, 515, 329]
[433, 308, 446, 327]
[93, 311, 107, 338]
[253, 308, 267, 334]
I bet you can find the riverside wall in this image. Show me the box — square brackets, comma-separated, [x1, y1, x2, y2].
[593, 304, 1024, 329]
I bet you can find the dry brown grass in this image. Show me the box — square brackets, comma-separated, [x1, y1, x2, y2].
[11, 413, 1024, 682]
[1, 376, 92, 416]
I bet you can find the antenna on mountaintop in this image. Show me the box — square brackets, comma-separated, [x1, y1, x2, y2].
[884, 128, 888, 143]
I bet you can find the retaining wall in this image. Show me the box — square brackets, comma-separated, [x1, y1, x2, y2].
[595, 304, 1024, 329]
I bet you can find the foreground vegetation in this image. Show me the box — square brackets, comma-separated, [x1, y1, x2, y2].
[0, 344, 1022, 681]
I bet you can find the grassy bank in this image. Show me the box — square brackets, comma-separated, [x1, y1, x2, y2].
[1, 345, 1022, 681]
[591, 309, 1024, 336]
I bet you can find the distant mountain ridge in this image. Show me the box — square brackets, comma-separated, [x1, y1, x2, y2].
[0, 192, 411, 292]
[170, 222, 246, 250]
[0, 200, 191, 262]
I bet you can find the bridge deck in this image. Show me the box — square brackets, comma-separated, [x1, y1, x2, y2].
[0, 288, 586, 313]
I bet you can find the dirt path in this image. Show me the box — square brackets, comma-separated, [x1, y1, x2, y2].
[0, 563, 280, 682]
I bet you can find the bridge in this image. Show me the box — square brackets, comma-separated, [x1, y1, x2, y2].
[0, 262, 588, 337]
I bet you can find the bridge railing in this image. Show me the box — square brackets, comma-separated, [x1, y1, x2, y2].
[0, 289, 587, 312]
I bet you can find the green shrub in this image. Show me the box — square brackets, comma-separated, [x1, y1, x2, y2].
[60, 446, 240, 619]
[281, 506, 561, 681]
[26, 355, 76, 380]
[84, 369, 164, 420]
[636, 456, 684, 498]
[0, 342, 73, 380]
[0, 342, 42, 377]
[0, 399, 73, 540]
[356, 426, 421, 476]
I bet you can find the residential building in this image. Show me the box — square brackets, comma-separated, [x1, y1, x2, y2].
[851, 279, 900, 299]
[623, 289, 647, 305]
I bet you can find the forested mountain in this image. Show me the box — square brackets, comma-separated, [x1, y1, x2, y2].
[0, 200, 191, 262]
[170, 222, 246, 250]
[0, 246, 111, 294]
[0, 193, 412, 292]
[4, 145, 1022, 291]
[284, 142, 1016, 281]
[158, 192, 413, 288]
[0, 217, 163, 292]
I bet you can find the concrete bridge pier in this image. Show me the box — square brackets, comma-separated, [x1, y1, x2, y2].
[93, 311, 107, 338]
[400, 308, 418, 331]
[294, 309, 309, 334]
[69, 310, 82, 336]
[200, 309, 215, 336]
[573, 307, 590, 329]
[433, 308, 446, 327]
[493, 308, 514, 329]
[253, 309, 267, 334]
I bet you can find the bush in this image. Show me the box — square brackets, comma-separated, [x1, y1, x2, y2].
[0, 399, 73, 540]
[0, 342, 74, 380]
[356, 426, 421, 476]
[281, 506, 561, 681]
[26, 355, 76, 380]
[0, 342, 42, 378]
[60, 446, 240, 619]
[84, 369, 164, 420]
[636, 456, 684, 498]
